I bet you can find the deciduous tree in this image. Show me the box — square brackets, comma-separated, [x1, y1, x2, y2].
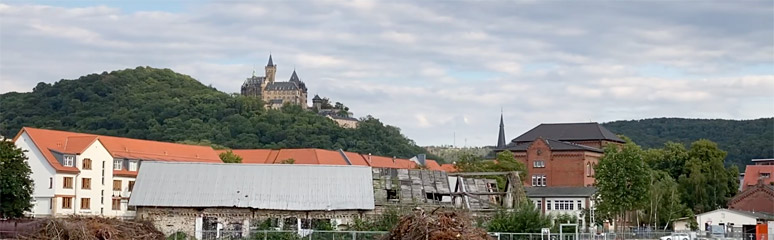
[0, 140, 35, 218]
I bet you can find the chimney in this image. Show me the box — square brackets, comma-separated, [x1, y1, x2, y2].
[417, 154, 426, 166]
[392, 156, 396, 163]
[367, 153, 372, 165]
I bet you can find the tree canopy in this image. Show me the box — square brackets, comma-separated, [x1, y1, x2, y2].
[0, 67, 440, 161]
[0, 139, 35, 218]
[603, 118, 773, 169]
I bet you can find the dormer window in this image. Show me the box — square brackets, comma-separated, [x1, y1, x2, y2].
[63, 155, 75, 167]
[762, 173, 771, 179]
[113, 159, 123, 170]
[128, 160, 138, 171]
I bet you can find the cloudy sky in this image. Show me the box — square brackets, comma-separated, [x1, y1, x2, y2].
[1, 0, 772, 146]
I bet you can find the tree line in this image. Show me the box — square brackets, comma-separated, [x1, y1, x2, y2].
[0, 67, 440, 161]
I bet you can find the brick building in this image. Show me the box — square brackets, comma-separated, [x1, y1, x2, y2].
[728, 164, 774, 215]
[500, 123, 624, 187]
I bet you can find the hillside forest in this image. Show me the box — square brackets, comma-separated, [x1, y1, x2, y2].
[0, 67, 440, 161]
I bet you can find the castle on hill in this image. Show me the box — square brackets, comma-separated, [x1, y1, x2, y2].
[241, 55, 308, 109]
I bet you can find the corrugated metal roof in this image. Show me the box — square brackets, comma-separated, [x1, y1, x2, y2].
[129, 162, 375, 211]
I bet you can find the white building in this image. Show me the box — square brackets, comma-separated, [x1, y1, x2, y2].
[13, 127, 222, 218]
[673, 208, 774, 234]
[525, 187, 597, 228]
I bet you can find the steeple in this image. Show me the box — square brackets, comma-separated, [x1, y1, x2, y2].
[497, 110, 506, 149]
[267, 54, 274, 66]
[289, 69, 300, 82]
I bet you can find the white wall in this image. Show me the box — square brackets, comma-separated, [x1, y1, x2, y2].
[15, 132, 56, 216]
[696, 209, 758, 228]
[75, 141, 114, 216]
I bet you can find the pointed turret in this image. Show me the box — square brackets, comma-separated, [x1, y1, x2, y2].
[289, 69, 300, 82]
[497, 112, 506, 149]
[267, 54, 274, 66]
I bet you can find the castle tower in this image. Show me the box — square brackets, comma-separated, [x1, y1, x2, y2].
[264, 54, 277, 85]
[312, 94, 323, 111]
[497, 111, 506, 149]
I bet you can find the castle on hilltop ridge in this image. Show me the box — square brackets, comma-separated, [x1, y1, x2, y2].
[241, 55, 308, 109]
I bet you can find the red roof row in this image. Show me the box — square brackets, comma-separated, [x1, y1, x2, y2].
[15, 127, 456, 173]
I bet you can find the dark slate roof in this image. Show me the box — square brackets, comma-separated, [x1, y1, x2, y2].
[504, 138, 603, 153]
[242, 76, 264, 86]
[512, 123, 624, 144]
[312, 94, 322, 101]
[265, 82, 299, 91]
[289, 70, 300, 82]
[525, 187, 597, 197]
[267, 54, 274, 66]
[497, 114, 506, 149]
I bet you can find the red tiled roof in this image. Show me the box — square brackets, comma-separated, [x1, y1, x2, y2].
[743, 165, 774, 190]
[219, 149, 273, 164]
[439, 163, 457, 172]
[425, 160, 442, 171]
[15, 127, 222, 173]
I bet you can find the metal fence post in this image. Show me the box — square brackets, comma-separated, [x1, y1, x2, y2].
[352, 231, 356, 240]
[264, 230, 268, 240]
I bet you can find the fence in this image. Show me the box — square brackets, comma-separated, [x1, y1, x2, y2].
[166, 230, 774, 240]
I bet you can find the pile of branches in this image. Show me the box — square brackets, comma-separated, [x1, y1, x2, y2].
[19, 217, 164, 240]
[381, 208, 492, 240]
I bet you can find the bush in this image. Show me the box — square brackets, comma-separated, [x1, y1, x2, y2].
[166, 232, 187, 240]
[486, 202, 552, 233]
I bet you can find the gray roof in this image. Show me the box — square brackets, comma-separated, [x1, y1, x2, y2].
[289, 70, 301, 82]
[512, 123, 624, 144]
[242, 76, 264, 86]
[704, 209, 774, 221]
[265, 81, 299, 91]
[525, 187, 597, 197]
[129, 162, 375, 211]
[505, 138, 603, 153]
[497, 113, 506, 149]
[267, 54, 274, 66]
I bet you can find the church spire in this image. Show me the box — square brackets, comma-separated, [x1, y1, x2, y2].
[497, 110, 506, 149]
[267, 54, 274, 66]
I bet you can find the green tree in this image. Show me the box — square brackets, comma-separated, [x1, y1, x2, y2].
[642, 170, 690, 230]
[0, 140, 35, 218]
[678, 139, 738, 213]
[594, 139, 650, 233]
[487, 202, 552, 233]
[219, 150, 243, 163]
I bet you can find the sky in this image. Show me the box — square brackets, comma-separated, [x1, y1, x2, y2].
[1, 0, 773, 147]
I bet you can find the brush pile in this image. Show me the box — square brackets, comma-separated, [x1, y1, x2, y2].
[18, 217, 164, 240]
[381, 208, 492, 240]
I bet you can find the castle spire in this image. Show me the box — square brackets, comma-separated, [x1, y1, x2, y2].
[289, 69, 300, 82]
[267, 54, 274, 66]
[497, 109, 506, 149]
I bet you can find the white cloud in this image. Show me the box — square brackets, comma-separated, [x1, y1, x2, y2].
[0, 1, 772, 146]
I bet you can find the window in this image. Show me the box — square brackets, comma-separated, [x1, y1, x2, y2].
[82, 158, 92, 170]
[113, 180, 122, 191]
[128, 160, 138, 171]
[577, 200, 582, 210]
[128, 181, 135, 192]
[536, 200, 542, 210]
[82, 178, 91, 190]
[762, 173, 771, 179]
[63, 155, 75, 167]
[113, 159, 123, 170]
[63, 177, 73, 189]
[547, 200, 551, 210]
[81, 198, 90, 209]
[62, 197, 72, 209]
[111, 199, 121, 210]
[533, 160, 545, 168]
[586, 163, 591, 177]
[532, 174, 547, 186]
[49, 177, 53, 189]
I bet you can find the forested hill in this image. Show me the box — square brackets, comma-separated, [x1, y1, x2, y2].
[0, 67, 438, 161]
[603, 118, 774, 167]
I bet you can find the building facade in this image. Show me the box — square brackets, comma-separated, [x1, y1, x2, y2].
[241, 55, 308, 108]
[526, 187, 596, 228]
[499, 123, 624, 187]
[728, 181, 774, 215]
[12, 127, 221, 218]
